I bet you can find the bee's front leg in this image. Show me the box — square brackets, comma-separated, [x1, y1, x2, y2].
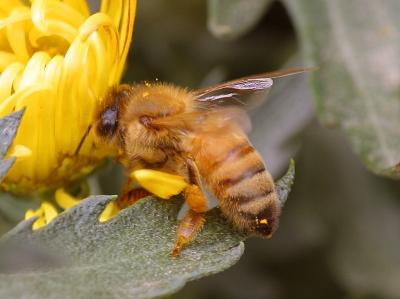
[116, 153, 169, 209]
[116, 177, 152, 209]
[172, 157, 208, 256]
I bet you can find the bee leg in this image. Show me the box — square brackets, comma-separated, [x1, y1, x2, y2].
[116, 188, 151, 209]
[172, 209, 206, 257]
[115, 178, 151, 209]
[172, 157, 209, 256]
[183, 157, 209, 214]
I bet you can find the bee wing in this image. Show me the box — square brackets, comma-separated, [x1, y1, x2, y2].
[152, 107, 252, 134]
[194, 67, 313, 110]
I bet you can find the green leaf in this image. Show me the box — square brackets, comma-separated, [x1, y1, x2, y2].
[284, 0, 400, 177]
[0, 109, 24, 159]
[276, 159, 295, 207]
[0, 110, 24, 181]
[0, 168, 294, 298]
[0, 159, 15, 183]
[207, 0, 273, 40]
[0, 196, 244, 299]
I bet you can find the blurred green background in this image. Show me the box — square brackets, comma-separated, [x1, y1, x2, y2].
[121, 1, 400, 299]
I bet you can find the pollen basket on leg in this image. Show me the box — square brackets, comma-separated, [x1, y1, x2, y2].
[131, 169, 188, 199]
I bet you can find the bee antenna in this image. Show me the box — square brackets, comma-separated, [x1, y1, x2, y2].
[74, 124, 92, 156]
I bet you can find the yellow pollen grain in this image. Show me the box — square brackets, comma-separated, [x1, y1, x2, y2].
[260, 218, 268, 225]
[32, 217, 46, 230]
[131, 169, 188, 199]
[142, 91, 149, 97]
[7, 144, 32, 159]
[55, 188, 80, 209]
[25, 208, 42, 219]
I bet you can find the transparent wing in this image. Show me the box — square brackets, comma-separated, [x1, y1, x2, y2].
[151, 107, 252, 135]
[194, 67, 313, 110]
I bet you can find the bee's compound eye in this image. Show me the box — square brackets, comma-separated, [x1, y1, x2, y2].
[98, 106, 118, 137]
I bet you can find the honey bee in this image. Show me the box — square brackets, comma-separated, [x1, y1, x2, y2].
[92, 68, 308, 256]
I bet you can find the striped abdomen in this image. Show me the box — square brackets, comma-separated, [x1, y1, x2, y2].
[192, 132, 281, 238]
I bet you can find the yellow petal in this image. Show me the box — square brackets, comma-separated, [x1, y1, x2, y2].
[0, 7, 30, 30]
[0, 51, 18, 73]
[0, 84, 51, 117]
[5, 7, 31, 62]
[55, 188, 80, 210]
[0, 1, 23, 14]
[43, 54, 63, 85]
[116, 0, 136, 82]
[41, 201, 58, 223]
[76, 13, 119, 90]
[100, 1, 122, 28]
[100, 0, 136, 82]
[32, 216, 46, 230]
[24, 207, 43, 220]
[98, 201, 120, 223]
[78, 13, 118, 44]
[7, 144, 32, 159]
[0, 62, 24, 101]
[31, 0, 48, 32]
[33, 1, 86, 30]
[31, 0, 80, 35]
[18, 51, 51, 89]
[55, 39, 89, 153]
[131, 169, 188, 199]
[12, 87, 54, 179]
[30, 19, 78, 45]
[63, 0, 90, 17]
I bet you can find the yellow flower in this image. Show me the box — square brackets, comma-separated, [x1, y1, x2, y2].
[1, 0, 187, 229]
[0, 0, 136, 195]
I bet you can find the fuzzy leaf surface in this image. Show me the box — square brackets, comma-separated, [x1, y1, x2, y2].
[0, 196, 244, 299]
[0, 164, 295, 298]
[0, 110, 24, 182]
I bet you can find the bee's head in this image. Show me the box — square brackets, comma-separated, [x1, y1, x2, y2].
[94, 85, 132, 147]
[95, 82, 192, 152]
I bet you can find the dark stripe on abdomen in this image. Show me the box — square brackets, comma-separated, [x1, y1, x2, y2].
[209, 142, 254, 172]
[233, 186, 274, 204]
[220, 164, 265, 188]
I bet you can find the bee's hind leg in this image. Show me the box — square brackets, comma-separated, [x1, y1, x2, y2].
[172, 208, 206, 256]
[172, 158, 209, 256]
